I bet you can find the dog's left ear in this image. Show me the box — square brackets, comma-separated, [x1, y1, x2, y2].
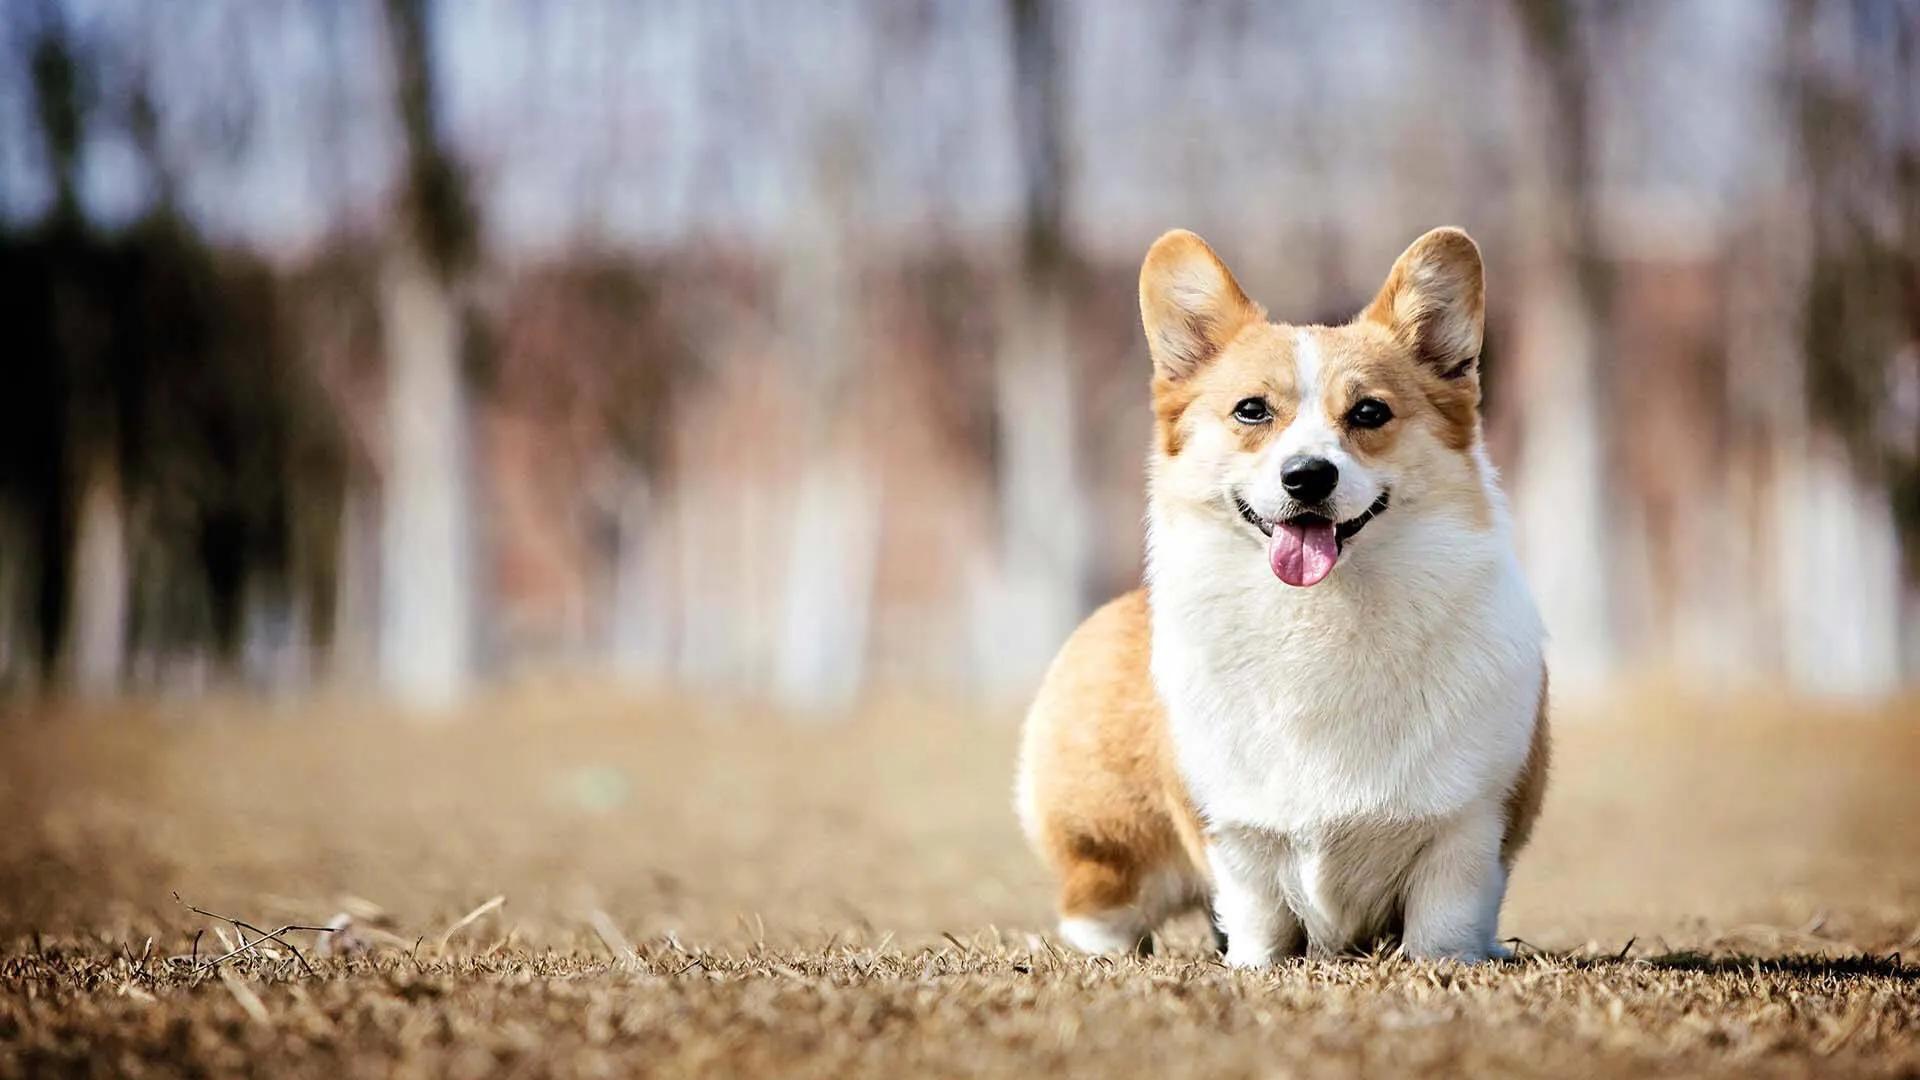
[1359, 227, 1484, 380]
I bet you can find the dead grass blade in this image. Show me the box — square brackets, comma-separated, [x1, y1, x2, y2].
[587, 909, 637, 963]
[220, 970, 271, 1025]
[1816, 1004, 1874, 1056]
[438, 895, 506, 951]
[174, 894, 334, 978]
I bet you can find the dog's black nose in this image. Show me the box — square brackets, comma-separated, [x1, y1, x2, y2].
[1281, 455, 1339, 503]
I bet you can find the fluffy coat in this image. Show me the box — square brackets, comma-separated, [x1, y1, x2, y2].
[1017, 228, 1549, 965]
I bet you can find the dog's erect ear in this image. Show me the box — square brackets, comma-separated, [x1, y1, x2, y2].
[1360, 227, 1485, 380]
[1139, 230, 1263, 381]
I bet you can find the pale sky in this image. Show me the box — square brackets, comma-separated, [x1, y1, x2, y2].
[0, 0, 1783, 260]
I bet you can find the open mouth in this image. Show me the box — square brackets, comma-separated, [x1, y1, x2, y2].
[1233, 491, 1391, 587]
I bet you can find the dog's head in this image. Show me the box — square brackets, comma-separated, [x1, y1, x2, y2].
[1142, 227, 1491, 587]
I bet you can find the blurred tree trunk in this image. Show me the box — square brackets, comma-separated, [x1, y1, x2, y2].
[378, 0, 477, 707]
[982, 0, 1086, 692]
[608, 473, 669, 681]
[1505, 0, 1616, 691]
[769, 125, 880, 710]
[65, 448, 127, 695]
[30, 12, 128, 697]
[1771, 0, 1907, 693]
[773, 450, 879, 707]
[333, 479, 382, 682]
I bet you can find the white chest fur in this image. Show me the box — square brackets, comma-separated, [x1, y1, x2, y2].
[1147, 497, 1543, 953]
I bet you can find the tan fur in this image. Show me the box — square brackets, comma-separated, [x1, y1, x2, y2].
[1357, 227, 1487, 450]
[1020, 591, 1208, 920]
[1502, 671, 1552, 865]
[1138, 230, 1263, 382]
[1143, 230, 1492, 487]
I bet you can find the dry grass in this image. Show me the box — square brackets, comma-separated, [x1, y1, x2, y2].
[2, 684, 1918, 1078]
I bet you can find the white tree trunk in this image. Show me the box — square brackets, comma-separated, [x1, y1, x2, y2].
[764, 121, 879, 709]
[1769, 435, 1903, 696]
[1504, 5, 1616, 696]
[673, 474, 772, 691]
[979, 282, 1085, 693]
[66, 449, 128, 696]
[241, 575, 307, 691]
[773, 451, 880, 709]
[378, 251, 473, 707]
[1508, 265, 1615, 693]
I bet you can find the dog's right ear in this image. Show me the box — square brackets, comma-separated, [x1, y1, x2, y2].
[1139, 230, 1262, 381]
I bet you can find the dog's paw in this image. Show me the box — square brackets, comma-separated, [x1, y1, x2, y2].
[1402, 940, 1505, 964]
[1057, 914, 1150, 957]
[1223, 945, 1276, 970]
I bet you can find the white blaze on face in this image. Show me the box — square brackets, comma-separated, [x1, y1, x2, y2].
[1270, 330, 1339, 467]
[1250, 330, 1386, 588]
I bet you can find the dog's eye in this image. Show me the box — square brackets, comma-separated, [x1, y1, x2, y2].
[1232, 397, 1272, 425]
[1346, 398, 1393, 429]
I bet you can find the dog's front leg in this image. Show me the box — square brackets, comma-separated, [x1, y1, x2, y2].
[1401, 806, 1508, 962]
[1207, 836, 1301, 969]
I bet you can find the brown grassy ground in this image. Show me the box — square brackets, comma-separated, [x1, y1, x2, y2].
[1, 684, 1918, 1078]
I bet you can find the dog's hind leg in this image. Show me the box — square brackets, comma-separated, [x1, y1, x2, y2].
[1058, 907, 1155, 956]
[1055, 854, 1156, 955]
[1056, 850, 1208, 957]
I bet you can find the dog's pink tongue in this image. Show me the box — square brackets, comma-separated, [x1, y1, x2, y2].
[1268, 520, 1339, 586]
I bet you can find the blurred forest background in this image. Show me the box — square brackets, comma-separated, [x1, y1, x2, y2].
[1, 0, 1916, 709]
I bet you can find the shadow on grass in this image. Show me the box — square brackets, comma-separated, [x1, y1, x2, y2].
[1526, 948, 1917, 981]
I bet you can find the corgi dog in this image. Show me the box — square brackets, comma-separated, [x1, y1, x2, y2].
[1016, 227, 1549, 966]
